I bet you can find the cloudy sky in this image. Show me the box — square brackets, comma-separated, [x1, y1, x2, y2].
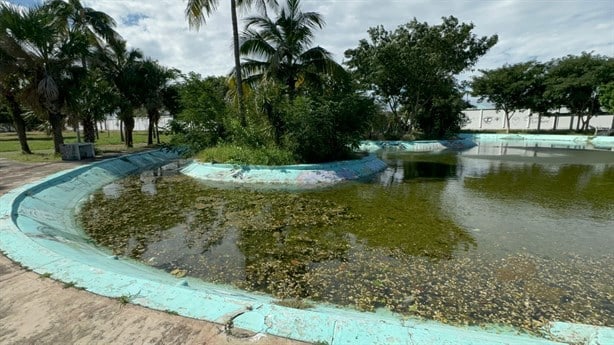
[6, 0, 614, 80]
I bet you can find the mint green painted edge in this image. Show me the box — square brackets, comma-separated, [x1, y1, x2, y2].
[458, 133, 614, 150]
[0, 149, 610, 344]
[180, 154, 388, 188]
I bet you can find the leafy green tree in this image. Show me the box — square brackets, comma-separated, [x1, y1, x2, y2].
[471, 62, 547, 133]
[345, 16, 497, 138]
[283, 92, 377, 163]
[239, 0, 341, 98]
[177, 73, 228, 129]
[545, 53, 614, 131]
[598, 82, 614, 114]
[185, 0, 279, 126]
[170, 74, 229, 152]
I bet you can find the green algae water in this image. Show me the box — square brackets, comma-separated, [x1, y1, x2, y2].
[79, 144, 614, 333]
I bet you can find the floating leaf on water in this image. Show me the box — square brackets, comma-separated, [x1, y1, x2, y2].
[170, 268, 187, 278]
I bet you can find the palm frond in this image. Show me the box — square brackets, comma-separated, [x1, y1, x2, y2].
[185, 0, 219, 29]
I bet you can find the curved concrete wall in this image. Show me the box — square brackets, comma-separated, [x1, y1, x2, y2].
[359, 139, 477, 153]
[180, 155, 388, 188]
[459, 133, 614, 150]
[0, 150, 610, 344]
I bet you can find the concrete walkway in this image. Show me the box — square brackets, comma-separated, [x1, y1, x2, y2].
[0, 157, 306, 345]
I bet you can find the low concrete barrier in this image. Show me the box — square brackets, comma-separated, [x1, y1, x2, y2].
[359, 139, 477, 153]
[180, 154, 388, 188]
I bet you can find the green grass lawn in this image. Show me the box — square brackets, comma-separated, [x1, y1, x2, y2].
[0, 130, 170, 162]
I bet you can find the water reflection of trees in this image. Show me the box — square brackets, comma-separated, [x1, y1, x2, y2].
[315, 180, 476, 259]
[82, 169, 477, 299]
[463, 163, 614, 213]
[379, 152, 459, 185]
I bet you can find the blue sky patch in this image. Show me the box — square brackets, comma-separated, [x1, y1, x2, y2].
[122, 13, 148, 26]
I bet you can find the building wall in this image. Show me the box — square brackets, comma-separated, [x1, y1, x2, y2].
[461, 109, 614, 131]
[101, 116, 173, 131]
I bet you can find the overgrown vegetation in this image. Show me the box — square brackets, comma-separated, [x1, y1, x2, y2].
[195, 144, 296, 165]
[3, 0, 611, 164]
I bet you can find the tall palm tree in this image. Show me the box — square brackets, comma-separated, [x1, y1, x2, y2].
[184, 0, 278, 126]
[48, 0, 122, 142]
[98, 40, 144, 147]
[49, 0, 122, 52]
[0, 3, 79, 154]
[135, 58, 179, 145]
[0, 3, 34, 154]
[239, 0, 340, 98]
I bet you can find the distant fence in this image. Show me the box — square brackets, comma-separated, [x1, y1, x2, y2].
[461, 109, 614, 132]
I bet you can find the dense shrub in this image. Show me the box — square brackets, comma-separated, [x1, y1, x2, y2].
[196, 143, 296, 165]
[283, 93, 377, 163]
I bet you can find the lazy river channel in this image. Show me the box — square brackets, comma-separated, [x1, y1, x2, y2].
[78, 144, 614, 333]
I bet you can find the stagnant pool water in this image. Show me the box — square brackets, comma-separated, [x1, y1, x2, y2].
[79, 144, 614, 333]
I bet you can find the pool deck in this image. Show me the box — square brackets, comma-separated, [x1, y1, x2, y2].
[0, 157, 305, 345]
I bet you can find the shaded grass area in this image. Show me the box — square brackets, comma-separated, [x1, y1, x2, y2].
[0, 131, 170, 162]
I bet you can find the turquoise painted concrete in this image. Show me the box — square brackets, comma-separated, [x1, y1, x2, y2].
[180, 154, 388, 188]
[459, 133, 614, 150]
[0, 149, 612, 344]
[359, 138, 477, 153]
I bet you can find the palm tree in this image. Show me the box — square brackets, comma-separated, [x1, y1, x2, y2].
[184, 0, 278, 126]
[135, 58, 179, 145]
[0, 3, 78, 154]
[99, 40, 144, 147]
[0, 3, 34, 154]
[48, 0, 122, 143]
[239, 0, 340, 98]
[49, 0, 122, 51]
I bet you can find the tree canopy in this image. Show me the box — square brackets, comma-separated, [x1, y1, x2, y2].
[471, 62, 547, 132]
[544, 53, 613, 130]
[239, 0, 341, 97]
[345, 16, 498, 139]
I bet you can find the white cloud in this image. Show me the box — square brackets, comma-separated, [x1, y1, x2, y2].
[12, 0, 614, 77]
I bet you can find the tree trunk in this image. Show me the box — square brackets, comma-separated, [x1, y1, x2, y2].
[147, 109, 159, 145]
[147, 116, 154, 145]
[576, 115, 581, 131]
[82, 115, 96, 143]
[230, 0, 246, 126]
[124, 116, 134, 148]
[582, 115, 591, 131]
[3, 91, 32, 154]
[504, 111, 511, 134]
[120, 120, 124, 142]
[537, 113, 542, 132]
[155, 121, 160, 144]
[48, 111, 65, 154]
